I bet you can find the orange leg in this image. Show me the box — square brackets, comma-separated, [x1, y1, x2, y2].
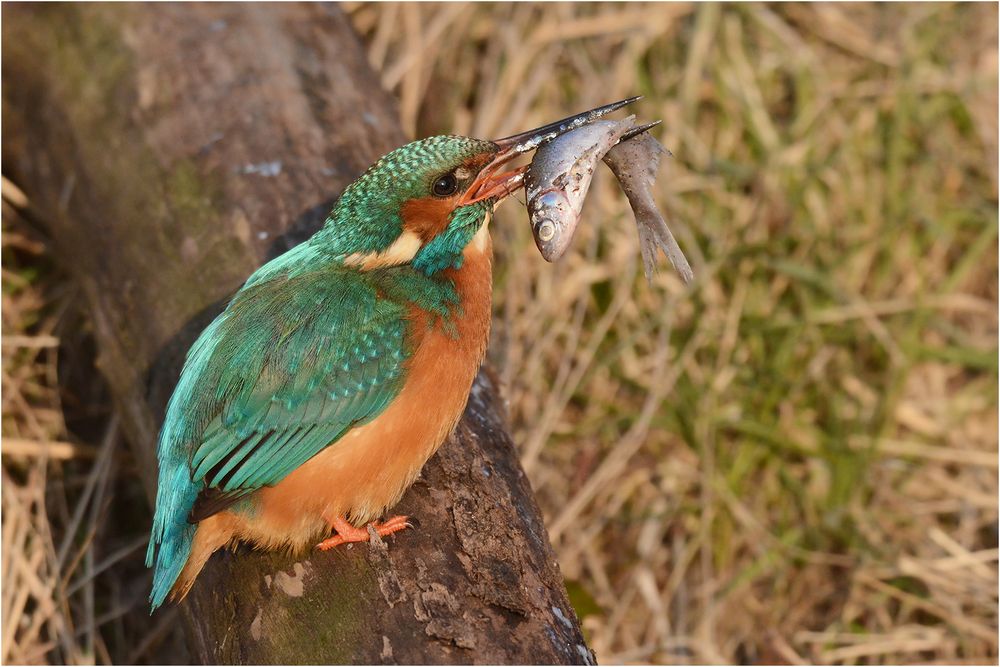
[315, 514, 411, 551]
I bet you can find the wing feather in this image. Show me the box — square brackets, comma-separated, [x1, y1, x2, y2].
[180, 268, 412, 519]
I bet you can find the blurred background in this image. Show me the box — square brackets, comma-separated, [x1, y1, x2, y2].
[2, 2, 997, 664]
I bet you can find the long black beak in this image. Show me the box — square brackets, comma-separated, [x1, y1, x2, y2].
[492, 95, 642, 155]
[460, 96, 642, 205]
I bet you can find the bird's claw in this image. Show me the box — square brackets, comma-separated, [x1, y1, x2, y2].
[315, 514, 412, 551]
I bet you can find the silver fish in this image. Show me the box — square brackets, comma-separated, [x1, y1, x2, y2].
[525, 116, 636, 261]
[603, 131, 694, 285]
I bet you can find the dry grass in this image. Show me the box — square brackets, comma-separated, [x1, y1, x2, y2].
[2, 2, 997, 664]
[1, 180, 179, 664]
[346, 2, 998, 664]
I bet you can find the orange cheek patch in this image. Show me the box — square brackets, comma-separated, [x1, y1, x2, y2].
[401, 196, 458, 242]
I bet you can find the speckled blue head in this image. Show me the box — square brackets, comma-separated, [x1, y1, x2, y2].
[314, 136, 499, 270]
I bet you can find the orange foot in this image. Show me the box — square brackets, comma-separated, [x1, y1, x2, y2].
[315, 514, 411, 551]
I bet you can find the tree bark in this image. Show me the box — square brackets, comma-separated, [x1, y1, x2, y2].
[2, 4, 594, 664]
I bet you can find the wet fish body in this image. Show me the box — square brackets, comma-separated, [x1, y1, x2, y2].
[603, 132, 693, 284]
[524, 114, 693, 284]
[525, 117, 636, 261]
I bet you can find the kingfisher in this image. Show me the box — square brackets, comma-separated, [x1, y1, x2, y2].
[146, 98, 639, 610]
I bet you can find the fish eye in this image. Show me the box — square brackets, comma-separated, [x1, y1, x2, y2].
[432, 173, 459, 197]
[536, 219, 556, 241]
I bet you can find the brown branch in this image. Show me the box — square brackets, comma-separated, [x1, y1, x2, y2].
[2, 4, 593, 663]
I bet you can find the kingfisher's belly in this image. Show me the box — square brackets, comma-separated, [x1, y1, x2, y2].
[244, 362, 473, 550]
[222, 244, 493, 552]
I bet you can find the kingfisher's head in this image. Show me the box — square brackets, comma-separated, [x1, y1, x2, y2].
[317, 97, 640, 275]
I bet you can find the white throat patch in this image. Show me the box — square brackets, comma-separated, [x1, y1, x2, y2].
[342, 230, 423, 270]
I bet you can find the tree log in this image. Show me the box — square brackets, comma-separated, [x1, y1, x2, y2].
[2, 4, 594, 664]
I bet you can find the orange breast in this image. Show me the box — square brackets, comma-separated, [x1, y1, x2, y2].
[211, 232, 494, 553]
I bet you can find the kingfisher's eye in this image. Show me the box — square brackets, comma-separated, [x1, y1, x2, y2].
[432, 173, 459, 197]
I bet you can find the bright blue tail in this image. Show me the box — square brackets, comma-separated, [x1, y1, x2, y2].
[146, 523, 195, 611]
[147, 463, 199, 612]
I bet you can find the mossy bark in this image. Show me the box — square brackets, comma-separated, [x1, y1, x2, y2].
[2, 4, 594, 664]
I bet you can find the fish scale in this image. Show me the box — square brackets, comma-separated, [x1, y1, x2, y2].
[525, 116, 636, 261]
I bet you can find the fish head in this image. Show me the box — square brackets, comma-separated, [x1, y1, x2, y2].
[527, 188, 575, 261]
[523, 117, 637, 262]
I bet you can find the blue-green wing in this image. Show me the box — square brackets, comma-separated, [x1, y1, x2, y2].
[180, 269, 410, 520]
[147, 255, 463, 609]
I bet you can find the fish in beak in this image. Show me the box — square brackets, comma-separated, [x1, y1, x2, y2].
[459, 96, 642, 206]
